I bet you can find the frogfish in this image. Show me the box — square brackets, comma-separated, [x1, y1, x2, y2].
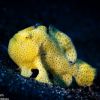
[8, 25, 96, 87]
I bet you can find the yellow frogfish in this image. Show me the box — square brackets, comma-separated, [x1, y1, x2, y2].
[8, 25, 96, 87]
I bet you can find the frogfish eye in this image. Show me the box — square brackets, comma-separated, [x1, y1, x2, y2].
[25, 34, 33, 39]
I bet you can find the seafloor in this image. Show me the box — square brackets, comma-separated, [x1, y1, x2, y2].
[0, 0, 100, 100]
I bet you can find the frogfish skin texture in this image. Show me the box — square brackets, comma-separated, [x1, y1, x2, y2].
[8, 25, 96, 87]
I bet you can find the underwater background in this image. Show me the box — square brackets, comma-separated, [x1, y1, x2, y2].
[0, 0, 100, 99]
